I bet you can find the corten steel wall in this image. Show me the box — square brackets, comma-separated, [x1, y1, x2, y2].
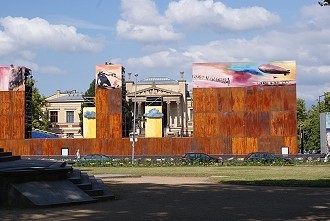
[193, 85, 297, 154]
[95, 88, 122, 139]
[0, 91, 25, 140]
[0, 85, 297, 156]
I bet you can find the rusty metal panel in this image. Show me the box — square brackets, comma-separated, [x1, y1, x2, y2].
[259, 112, 270, 136]
[193, 137, 210, 154]
[245, 87, 258, 112]
[0, 116, 11, 139]
[206, 88, 219, 113]
[218, 112, 231, 137]
[244, 112, 259, 137]
[12, 91, 25, 115]
[245, 137, 258, 154]
[222, 137, 232, 154]
[232, 137, 245, 154]
[204, 113, 219, 137]
[96, 114, 108, 139]
[283, 111, 297, 136]
[0, 91, 11, 115]
[257, 86, 271, 112]
[283, 136, 298, 154]
[270, 86, 284, 111]
[258, 136, 271, 152]
[269, 136, 284, 154]
[109, 114, 122, 138]
[12, 116, 25, 139]
[283, 85, 296, 111]
[231, 87, 245, 112]
[160, 137, 172, 155]
[108, 89, 122, 114]
[95, 88, 108, 114]
[230, 112, 245, 137]
[193, 113, 205, 137]
[271, 112, 284, 136]
[192, 88, 204, 113]
[218, 88, 232, 112]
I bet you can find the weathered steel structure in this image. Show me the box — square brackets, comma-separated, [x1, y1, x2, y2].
[0, 63, 298, 156]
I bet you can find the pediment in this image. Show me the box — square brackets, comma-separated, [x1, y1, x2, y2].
[127, 86, 181, 97]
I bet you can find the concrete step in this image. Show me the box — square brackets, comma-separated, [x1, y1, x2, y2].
[89, 176, 115, 201]
[76, 173, 92, 190]
[67, 169, 82, 184]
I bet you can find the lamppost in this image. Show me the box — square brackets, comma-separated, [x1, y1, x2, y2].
[318, 92, 329, 113]
[132, 74, 138, 163]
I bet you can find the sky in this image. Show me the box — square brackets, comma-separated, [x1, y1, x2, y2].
[0, 0, 329, 107]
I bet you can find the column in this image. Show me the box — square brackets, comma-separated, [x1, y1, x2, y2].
[176, 101, 181, 127]
[166, 101, 171, 131]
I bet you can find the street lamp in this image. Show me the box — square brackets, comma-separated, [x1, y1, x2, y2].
[132, 74, 138, 163]
[318, 92, 329, 113]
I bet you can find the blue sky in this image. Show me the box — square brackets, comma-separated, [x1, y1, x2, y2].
[0, 0, 329, 107]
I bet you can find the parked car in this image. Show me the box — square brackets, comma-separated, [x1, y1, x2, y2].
[80, 154, 111, 161]
[245, 152, 292, 164]
[182, 152, 223, 164]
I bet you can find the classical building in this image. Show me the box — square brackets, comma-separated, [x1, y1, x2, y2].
[45, 90, 84, 138]
[125, 72, 193, 137]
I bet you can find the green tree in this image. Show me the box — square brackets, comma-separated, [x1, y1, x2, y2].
[303, 104, 321, 153]
[31, 80, 48, 130]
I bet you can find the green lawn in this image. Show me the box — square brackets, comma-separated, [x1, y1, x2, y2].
[77, 165, 330, 187]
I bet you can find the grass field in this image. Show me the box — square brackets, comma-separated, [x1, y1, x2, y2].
[77, 165, 330, 187]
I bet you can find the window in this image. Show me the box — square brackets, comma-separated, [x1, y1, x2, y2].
[50, 111, 58, 123]
[189, 109, 193, 120]
[66, 111, 74, 123]
[67, 133, 74, 138]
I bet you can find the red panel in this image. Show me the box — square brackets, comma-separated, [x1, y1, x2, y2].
[109, 114, 122, 138]
[231, 87, 245, 112]
[259, 112, 270, 136]
[271, 112, 284, 136]
[0, 91, 11, 115]
[258, 136, 271, 152]
[218, 88, 232, 112]
[245, 87, 258, 112]
[218, 112, 231, 137]
[269, 136, 284, 154]
[12, 116, 25, 139]
[192, 88, 204, 113]
[0, 116, 11, 139]
[108, 89, 122, 114]
[270, 86, 284, 111]
[257, 86, 271, 112]
[244, 112, 259, 137]
[230, 112, 245, 137]
[284, 136, 298, 154]
[12, 91, 25, 115]
[193, 113, 205, 137]
[283, 111, 297, 136]
[283, 85, 296, 111]
[232, 137, 245, 154]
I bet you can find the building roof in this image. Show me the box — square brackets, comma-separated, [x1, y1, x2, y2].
[138, 77, 178, 85]
[48, 94, 84, 102]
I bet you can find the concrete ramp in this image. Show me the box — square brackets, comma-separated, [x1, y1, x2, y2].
[10, 180, 96, 208]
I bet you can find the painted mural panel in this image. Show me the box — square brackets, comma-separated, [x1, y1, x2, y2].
[0, 66, 28, 91]
[192, 61, 296, 88]
[95, 64, 122, 89]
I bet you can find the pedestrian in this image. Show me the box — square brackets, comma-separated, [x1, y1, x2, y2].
[76, 149, 80, 160]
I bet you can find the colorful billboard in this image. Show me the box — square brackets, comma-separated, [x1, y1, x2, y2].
[0, 65, 27, 91]
[192, 61, 296, 88]
[95, 64, 122, 89]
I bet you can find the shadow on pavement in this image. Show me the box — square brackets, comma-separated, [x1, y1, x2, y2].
[1, 179, 329, 221]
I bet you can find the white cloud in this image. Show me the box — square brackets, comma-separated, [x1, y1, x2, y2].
[0, 16, 104, 54]
[166, 0, 281, 31]
[122, 4, 330, 106]
[116, 0, 183, 42]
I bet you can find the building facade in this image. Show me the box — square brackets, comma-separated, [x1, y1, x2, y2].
[125, 72, 193, 137]
[45, 90, 84, 138]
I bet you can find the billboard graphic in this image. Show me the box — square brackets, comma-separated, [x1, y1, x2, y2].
[95, 65, 122, 89]
[0, 65, 27, 91]
[192, 61, 296, 88]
